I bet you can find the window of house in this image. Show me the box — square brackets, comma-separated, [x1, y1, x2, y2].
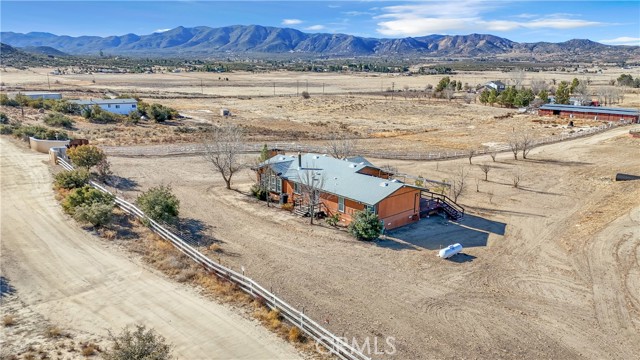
[276, 178, 282, 193]
[293, 182, 300, 194]
[338, 197, 345, 212]
[132, 104, 137, 108]
[365, 204, 377, 214]
[107, 104, 111, 108]
[115, 105, 120, 109]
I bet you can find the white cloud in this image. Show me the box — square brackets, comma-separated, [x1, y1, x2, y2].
[153, 28, 171, 33]
[305, 25, 326, 31]
[343, 11, 374, 17]
[328, 4, 341, 8]
[282, 19, 303, 25]
[375, 1, 607, 36]
[598, 36, 640, 46]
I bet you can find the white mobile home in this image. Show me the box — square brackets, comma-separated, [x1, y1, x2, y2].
[70, 98, 138, 115]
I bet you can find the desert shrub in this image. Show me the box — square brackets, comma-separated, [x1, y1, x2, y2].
[82, 105, 123, 123]
[348, 210, 382, 241]
[0, 125, 13, 135]
[63, 185, 114, 215]
[281, 203, 294, 211]
[0, 112, 8, 124]
[81, 343, 99, 356]
[0, 94, 19, 107]
[136, 185, 180, 224]
[54, 168, 90, 189]
[73, 202, 114, 227]
[67, 145, 106, 169]
[104, 324, 172, 360]
[146, 103, 178, 123]
[52, 100, 81, 114]
[301, 91, 310, 99]
[250, 184, 267, 201]
[288, 327, 303, 343]
[3, 315, 16, 326]
[43, 112, 74, 128]
[126, 109, 141, 125]
[13, 125, 69, 140]
[325, 213, 340, 227]
[46, 325, 63, 338]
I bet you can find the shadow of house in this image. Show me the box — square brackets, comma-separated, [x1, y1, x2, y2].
[381, 214, 506, 251]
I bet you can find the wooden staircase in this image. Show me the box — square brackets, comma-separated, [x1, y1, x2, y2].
[420, 191, 464, 221]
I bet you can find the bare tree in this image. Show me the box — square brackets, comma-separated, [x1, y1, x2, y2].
[489, 151, 497, 162]
[449, 166, 467, 202]
[512, 167, 523, 188]
[530, 78, 547, 94]
[521, 133, 534, 159]
[511, 68, 525, 89]
[467, 149, 475, 165]
[478, 163, 491, 181]
[297, 167, 325, 225]
[508, 135, 521, 160]
[443, 88, 454, 101]
[202, 124, 245, 190]
[573, 81, 590, 105]
[327, 134, 357, 159]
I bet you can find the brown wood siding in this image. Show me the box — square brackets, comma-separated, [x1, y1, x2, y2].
[320, 194, 364, 225]
[357, 167, 391, 179]
[377, 187, 420, 230]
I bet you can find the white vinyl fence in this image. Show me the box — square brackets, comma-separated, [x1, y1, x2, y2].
[56, 157, 371, 360]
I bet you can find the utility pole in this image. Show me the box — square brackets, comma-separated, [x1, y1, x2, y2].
[392, 82, 395, 100]
[273, 82, 276, 96]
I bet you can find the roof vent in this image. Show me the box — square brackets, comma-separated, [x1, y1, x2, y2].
[359, 162, 364, 165]
[333, 177, 338, 180]
[313, 155, 320, 159]
[279, 157, 286, 161]
[349, 164, 357, 168]
[379, 182, 389, 187]
[391, 179, 399, 183]
[323, 154, 328, 156]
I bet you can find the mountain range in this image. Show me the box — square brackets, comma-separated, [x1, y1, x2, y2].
[1, 25, 638, 60]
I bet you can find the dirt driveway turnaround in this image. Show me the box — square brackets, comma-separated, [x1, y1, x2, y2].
[0, 137, 300, 360]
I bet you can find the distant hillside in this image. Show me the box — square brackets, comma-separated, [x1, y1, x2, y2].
[1, 25, 638, 60]
[20, 46, 68, 57]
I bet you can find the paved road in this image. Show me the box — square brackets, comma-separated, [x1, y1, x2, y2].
[0, 138, 300, 359]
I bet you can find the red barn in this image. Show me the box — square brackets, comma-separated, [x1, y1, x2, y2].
[539, 104, 639, 123]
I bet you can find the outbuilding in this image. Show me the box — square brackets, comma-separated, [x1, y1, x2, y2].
[538, 104, 639, 123]
[70, 98, 138, 115]
[12, 92, 62, 100]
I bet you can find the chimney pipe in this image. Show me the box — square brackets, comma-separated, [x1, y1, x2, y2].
[298, 152, 302, 169]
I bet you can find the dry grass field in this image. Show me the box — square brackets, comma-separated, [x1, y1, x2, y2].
[3, 67, 637, 153]
[105, 125, 640, 359]
[1, 67, 639, 359]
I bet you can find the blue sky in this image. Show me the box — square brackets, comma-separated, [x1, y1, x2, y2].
[1, 1, 639, 45]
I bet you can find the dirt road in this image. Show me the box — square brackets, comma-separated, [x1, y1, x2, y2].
[0, 138, 300, 359]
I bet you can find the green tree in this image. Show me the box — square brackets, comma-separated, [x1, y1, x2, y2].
[435, 76, 451, 92]
[556, 81, 571, 104]
[258, 144, 270, 162]
[538, 89, 549, 103]
[136, 185, 180, 224]
[348, 210, 382, 241]
[498, 86, 516, 107]
[617, 74, 634, 87]
[488, 89, 498, 106]
[479, 89, 490, 105]
[104, 324, 173, 360]
[570, 78, 580, 93]
[0, 112, 8, 124]
[73, 202, 114, 227]
[456, 81, 462, 91]
[67, 145, 107, 169]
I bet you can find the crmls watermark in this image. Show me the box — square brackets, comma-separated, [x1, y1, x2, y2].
[315, 335, 397, 356]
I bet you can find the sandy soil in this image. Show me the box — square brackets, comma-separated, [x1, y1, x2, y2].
[107, 125, 640, 359]
[0, 137, 300, 359]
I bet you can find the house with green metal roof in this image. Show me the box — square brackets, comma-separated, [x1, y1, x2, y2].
[254, 153, 464, 230]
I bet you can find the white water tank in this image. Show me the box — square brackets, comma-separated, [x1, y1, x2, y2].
[438, 243, 463, 259]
